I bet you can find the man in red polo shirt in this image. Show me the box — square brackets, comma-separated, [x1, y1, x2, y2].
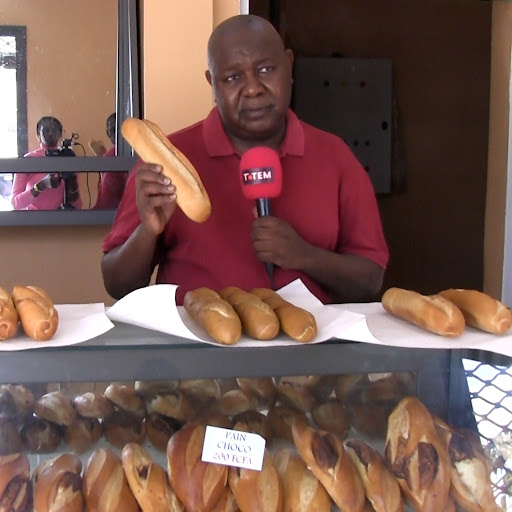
[101, 14, 389, 305]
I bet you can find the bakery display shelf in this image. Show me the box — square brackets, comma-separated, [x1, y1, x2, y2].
[0, 321, 462, 418]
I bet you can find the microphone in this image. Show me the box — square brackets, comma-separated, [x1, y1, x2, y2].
[240, 146, 283, 290]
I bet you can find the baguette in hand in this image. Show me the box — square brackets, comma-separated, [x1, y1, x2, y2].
[11, 285, 58, 341]
[381, 287, 465, 337]
[438, 288, 512, 334]
[0, 287, 18, 341]
[121, 117, 211, 223]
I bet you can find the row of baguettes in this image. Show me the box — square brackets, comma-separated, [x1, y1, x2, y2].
[0, 394, 500, 512]
[0, 285, 59, 342]
[0, 373, 416, 455]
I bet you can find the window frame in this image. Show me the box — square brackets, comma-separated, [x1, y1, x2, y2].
[0, 0, 140, 226]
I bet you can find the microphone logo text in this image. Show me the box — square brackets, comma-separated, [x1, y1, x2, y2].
[241, 167, 274, 185]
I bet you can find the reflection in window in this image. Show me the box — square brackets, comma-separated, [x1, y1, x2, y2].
[0, 26, 27, 211]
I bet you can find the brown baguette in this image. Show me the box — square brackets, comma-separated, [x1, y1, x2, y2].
[438, 288, 512, 334]
[381, 287, 465, 337]
[219, 287, 280, 340]
[250, 288, 317, 342]
[433, 417, 501, 512]
[82, 447, 140, 512]
[291, 421, 365, 512]
[11, 285, 59, 341]
[228, 422, 282, 512]
[33, 453, 83, 512]
[210, 486, 240, 512]
[121, 443, 184, 512]
[167, 422, 228, 512]
[344, 439, 403, 512]
[0, 453, 31, 512]
[385, 396, 452, 512]
[0, 287, 18, 341]
[184, 288, 242, 345]
[273, 448, 331, 512]
[121, 117, 211, 223]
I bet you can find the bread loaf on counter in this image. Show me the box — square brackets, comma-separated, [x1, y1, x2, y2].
[381, 287, 465, 337]
[250, 288, 317, 342]
[184, 288, 242, 345]
[438, 288, 512, 334]
[219, 287, 280, 341]
[11, 285, 59, 341]
[0, 287, 18, 341]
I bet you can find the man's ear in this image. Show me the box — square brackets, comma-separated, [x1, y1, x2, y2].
[285, 48, 294, 69]
[205, 69, 212, 86]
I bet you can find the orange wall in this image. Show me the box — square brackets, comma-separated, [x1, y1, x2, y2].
[1, 0, 117, 154]
[0, 1, 239, 305]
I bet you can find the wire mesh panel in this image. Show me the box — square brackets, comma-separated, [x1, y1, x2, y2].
[464, 357, 512, 510]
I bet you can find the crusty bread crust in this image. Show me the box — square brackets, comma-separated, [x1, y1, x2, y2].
[250, 288, 317, 342]
[438, 288, 512, 334]
[219, 287, 280, 341]
[184, 288, 242, 345]
[121, 117, 211, 223]
[11, 285, 58, 341]
[382, 287, 465, 337]
[0, 287, 18, 341]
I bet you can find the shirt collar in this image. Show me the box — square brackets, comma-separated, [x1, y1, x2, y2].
[203, 107, 305, 158]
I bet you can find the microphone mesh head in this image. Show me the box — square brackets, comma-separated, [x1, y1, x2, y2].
[239, 147, 283, 199]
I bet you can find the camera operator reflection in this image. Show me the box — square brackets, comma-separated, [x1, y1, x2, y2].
[10, 116, 82, 210]
[93, 112, 128, 209]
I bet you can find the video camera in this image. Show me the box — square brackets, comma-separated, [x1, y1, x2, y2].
[44, 133, 79, 157]
[44, 133, 79, 210]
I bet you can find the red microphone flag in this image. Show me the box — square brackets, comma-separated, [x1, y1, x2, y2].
[239, 146, 283, 199]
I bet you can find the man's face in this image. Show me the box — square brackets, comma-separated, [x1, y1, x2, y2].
[107, 118, 116, 145]
[39, 122, 61, 147]
[207, 27, 293, 148]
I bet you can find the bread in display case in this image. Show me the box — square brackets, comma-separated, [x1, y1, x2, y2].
[0, 323, 509, 511]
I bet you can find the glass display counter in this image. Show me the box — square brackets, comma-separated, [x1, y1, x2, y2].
[1, 321, 510, 511]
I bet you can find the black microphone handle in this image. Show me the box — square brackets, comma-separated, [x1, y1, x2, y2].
[256, 197, 271, 217]
[255, 198, 276, 289]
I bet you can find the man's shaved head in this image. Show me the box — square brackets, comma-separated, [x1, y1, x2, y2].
[207, 15, 285, 73]
[204, 14, 293, 152]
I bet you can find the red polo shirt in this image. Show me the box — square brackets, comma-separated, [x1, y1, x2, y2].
[103, 108, 388, 304]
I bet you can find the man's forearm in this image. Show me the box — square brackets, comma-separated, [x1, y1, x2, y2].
[299, 246, 385, 302]
[101, 224, 159, 299]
